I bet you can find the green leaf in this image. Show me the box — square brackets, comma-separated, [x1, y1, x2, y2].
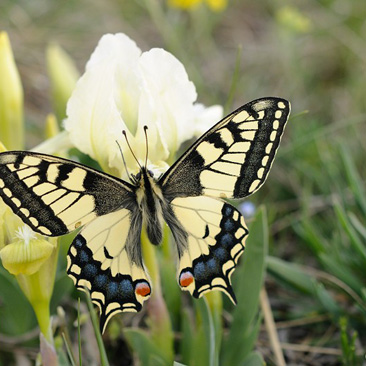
[50, 272, 74, 313]
[313, 282, 341, 318]
[340, 146, 366, 215]
[196, 298, 218, 366]
[124, 328, 169, 366]
[318, 253, 364, 295]
[0, 265, 36, 335]
[221, 206, 268, 365]
[334, 201, 366, 263]
[267, 256, 314, 295]
[348, 212, 366, 241]
[241, 351, 265, 366]
[294, 221, 328, 254]
[180, 308, 194, 365]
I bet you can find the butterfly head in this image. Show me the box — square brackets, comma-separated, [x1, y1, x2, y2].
[131, 167, 155, 185]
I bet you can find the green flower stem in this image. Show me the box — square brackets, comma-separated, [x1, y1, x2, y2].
[161, 225, 172, 260]
[85, 293, 110, 366]
[16, 239, 59, 343]
[141, 229, 161, 290]
[141, 229, 174, 363]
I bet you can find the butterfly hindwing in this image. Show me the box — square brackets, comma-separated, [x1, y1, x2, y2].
[160, 97, 290, 200]
[168, 196, 248, 302]
[0, 151, 135, 236]
[67, 208, 151, 333]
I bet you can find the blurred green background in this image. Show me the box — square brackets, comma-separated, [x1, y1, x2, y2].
[0, 0, 365, 365]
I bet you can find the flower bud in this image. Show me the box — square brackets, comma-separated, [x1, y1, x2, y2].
[46, 43, 79, 121]
[0, 32, 24, 150]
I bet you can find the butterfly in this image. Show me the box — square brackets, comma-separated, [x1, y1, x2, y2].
[0, 97, 290, 332]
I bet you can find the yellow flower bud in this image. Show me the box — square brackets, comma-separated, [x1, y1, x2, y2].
[205, 0, 226, 12]
[0, 226, 54, 275]
[44, 113, 60, 139]
[168, 0, 200, 10]
[0, 32, 24, 150]
[46, 43, 80, 121]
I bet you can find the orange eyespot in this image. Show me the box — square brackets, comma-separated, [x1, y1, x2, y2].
[179, 271, 194, 288]
[135, 282, 151, 297]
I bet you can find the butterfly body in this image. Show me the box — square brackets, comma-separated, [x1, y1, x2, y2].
[0, 97, 290, 332]
[134, 167, 166, 245]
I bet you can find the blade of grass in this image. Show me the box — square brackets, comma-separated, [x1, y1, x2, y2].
[267, 256, 314, 295]
[224, 44, 242, 114]
[62, 332, 77, 366]
[348, 212, 366, 241]
[334, 201, 366, 263]
[339, 146, 366, 215]
[77, 298, 82, 366]
[84, 292, 110, 366]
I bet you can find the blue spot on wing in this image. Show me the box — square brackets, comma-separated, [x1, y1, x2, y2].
[223, 218, 236, 231]
[79, 250, 90, 263]
[95, 274, 108, 288]
[223, 205, 233, 217]
[119, 279, 134, 295]
[194, 262, 206, 280]
[107, 282, 118, 298]
[84, 263, 98, 277]
[221, 233, 234, 247]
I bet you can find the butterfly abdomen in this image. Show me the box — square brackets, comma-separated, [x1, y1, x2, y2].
[136, 168, 165, 245]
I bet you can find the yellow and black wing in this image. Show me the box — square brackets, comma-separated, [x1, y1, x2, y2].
[0, 151, 151, 331]
[0, 151, 135, 236]
[67, 209, 151, 333]
[160, 97, 290, 200]
[168, 196, 248, 302]
[160, 97, 290, 302]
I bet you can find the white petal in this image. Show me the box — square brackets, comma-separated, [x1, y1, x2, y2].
[64, 33, 142, 172]
[137, 48, 198, 155]
[192, 103, 224, 136]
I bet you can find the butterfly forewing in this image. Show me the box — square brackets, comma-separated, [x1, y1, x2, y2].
[160, 97, 290, 200]
[0, 151, 135, 236]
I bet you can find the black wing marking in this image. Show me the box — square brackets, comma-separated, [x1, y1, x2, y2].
[0, 151, 135, 236]
[160, 97, 290, 200]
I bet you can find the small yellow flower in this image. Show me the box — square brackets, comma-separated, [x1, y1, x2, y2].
[0, 32, 24, 150]
[168, 0, 227, 12]
[276, 6, 312, 34]
[0, 225, 55, 275]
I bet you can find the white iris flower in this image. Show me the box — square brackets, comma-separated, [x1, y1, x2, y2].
[64, 33, 223, 178]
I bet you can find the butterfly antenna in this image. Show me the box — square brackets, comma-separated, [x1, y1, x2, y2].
[144, 125, 149, 168]
[122, 130, 142, 170]
[115, 140, 134, 184]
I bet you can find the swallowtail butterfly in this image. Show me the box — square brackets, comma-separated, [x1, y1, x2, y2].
[0, 97, 290, 332]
